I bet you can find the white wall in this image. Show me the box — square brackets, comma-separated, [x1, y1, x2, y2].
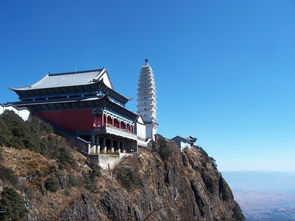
[0, 104, 30, 121]
[98, 153, 133, 170]
[136, 117, 146, 140]
[180, 141, 191, 151]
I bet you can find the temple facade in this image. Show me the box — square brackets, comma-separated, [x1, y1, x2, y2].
[9, 60, 158, 168]
[10, 68, 141, 156]
[137, 59, 159, 140]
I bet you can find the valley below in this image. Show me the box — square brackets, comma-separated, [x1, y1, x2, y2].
[222, 171, 295, 221]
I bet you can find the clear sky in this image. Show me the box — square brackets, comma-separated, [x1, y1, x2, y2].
[0, 0, 294, 171]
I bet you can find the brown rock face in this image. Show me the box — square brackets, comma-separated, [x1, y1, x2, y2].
[58, 135, 244, 221]
[0, 135, 244, 221]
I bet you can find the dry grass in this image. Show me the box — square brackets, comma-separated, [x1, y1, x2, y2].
[1, 147, 56, 177]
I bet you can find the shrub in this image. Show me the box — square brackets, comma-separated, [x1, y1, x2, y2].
[27, 117, 53, 134]
[116, 167, 141, 191]
[0, 187, 27, 221]
[83, 172, 96, 192]
[0, 111, 77, 166]
[0, 147, 3, 161]
[0, 120, 13, 147]
[41, 136, 76, 166]
[88, 161, 102, 178]
[158, 138, 172, 161]
[45, 177, 60, 192]
[82, 162, 102, 192]
[58, 147, 76, 166]
[0, 166, 18, 185]
[232, 202, 245, 220]
[68, 175, 80, 187]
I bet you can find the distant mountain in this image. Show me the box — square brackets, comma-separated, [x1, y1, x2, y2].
[222, 171, 295, 221]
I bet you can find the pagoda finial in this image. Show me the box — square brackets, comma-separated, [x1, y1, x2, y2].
[144, 58, 148, 65]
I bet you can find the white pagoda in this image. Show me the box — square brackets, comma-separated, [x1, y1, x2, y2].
[137, 59, 159, 140]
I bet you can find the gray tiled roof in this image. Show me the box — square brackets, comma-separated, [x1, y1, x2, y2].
[11, 69, 105, 91]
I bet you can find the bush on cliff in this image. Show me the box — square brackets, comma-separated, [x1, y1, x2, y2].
[0, 111, 76, 166]
[116, 167, 141, 191]
[0, 187, 27, 221]
[68, 175, 80, 188]
[0, 147, 3, 161]
[83, 162, 102, 191]
[233, 201, 245, 220]
[0, 166, 18, 186]
[41, 136, 76, 166]
[45, 177, 60, 192]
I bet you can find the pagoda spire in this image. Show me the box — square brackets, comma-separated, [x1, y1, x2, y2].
[137, 59, 159, 140]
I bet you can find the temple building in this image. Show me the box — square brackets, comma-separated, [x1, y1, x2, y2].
[137, 59, 159, 140]
[9, 60, 158, 167]
[10, 68, 140, 156]
[172, 136, 197, 151]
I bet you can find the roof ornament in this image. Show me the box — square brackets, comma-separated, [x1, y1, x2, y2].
[144, 58, 149, 65]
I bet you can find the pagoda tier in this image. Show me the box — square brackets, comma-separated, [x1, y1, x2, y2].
[137, 62, 157, 123]
[137, 60, 159, 140]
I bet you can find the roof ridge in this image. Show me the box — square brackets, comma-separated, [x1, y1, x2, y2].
[48, 68, 103, 76]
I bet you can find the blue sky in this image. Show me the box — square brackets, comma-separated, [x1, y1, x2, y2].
[0, 0, 295, 171]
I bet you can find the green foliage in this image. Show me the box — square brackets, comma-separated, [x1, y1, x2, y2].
[88, 161, 102, 178]
[116, 167, 141, 191]
[40, 136, 76, 166]
[58, 147, 76, 166]
[83, 173, 96, 192]
[83, 162, 102, 192]
[0, 120, 13, 148]
[0, 166, 18, 186]
[233, 202, 245, 220]
[27, 117, 53, 134]
[0, 111, 76, 166]
[45, 177, 60, 192]
[68, 175, 80, 187]
[0, 147, 3, 161]
[0, 187, 27, 221]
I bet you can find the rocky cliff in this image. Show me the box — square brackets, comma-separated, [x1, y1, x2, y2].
[0, 111, 243, 221]
[0, 135, 244, 221]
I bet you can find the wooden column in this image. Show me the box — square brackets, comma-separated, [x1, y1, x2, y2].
[110, 139, 114, 153]
[102, 137, 107, 154]
[96, 136, 100, 153]
[101, 114, 104, 126]
[91, 135, 95, 154]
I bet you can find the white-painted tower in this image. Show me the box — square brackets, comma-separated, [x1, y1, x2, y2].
[137, 59, 159, 140]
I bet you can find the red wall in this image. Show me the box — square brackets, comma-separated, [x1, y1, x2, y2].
[35, 109, 98, 131]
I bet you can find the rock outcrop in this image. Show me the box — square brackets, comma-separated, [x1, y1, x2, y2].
[0, 135, 244, 221]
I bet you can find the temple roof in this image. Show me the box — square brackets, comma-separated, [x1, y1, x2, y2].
[10, 68, 113, 91]
[172, 136, 197, 145]
[9, 68, 132, 105]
